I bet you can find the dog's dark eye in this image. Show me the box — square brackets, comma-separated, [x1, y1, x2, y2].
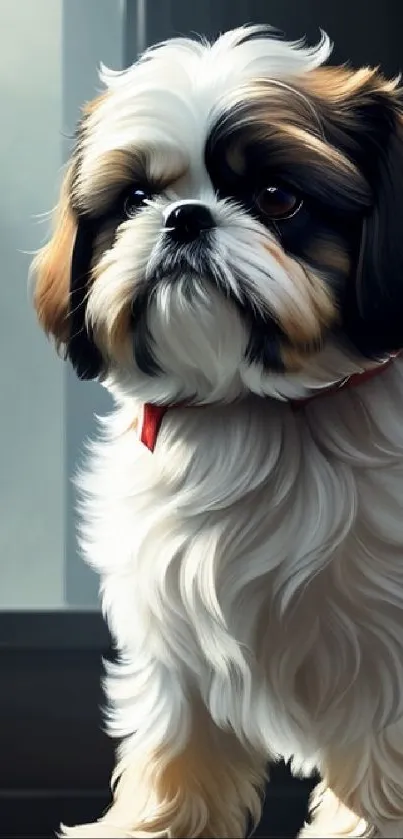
[255, 185, 302, 220]
[123, 186, 151, 216]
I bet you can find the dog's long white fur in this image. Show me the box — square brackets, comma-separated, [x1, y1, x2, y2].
[58, 356, 403, 838]
[52, 25, 403, 839]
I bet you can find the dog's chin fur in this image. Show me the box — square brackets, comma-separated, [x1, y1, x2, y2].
[32, 24, 403, 839]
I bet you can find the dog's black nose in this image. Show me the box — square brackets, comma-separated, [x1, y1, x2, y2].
[164, 202, 215, 243]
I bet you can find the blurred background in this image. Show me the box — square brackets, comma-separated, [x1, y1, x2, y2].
[0, 0, 401, 836]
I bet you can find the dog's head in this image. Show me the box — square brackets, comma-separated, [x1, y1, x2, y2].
[32, 26, 403, 404]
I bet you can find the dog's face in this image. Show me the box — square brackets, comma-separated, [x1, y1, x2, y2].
[33, 26, 403, 404]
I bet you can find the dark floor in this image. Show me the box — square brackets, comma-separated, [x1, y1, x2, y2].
[1, 778, 314, 838]
[0, 612, 315, 838]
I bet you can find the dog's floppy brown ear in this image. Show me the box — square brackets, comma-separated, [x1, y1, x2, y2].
[303, 66, 403, 357]
[344, 107, 403, 356]
[32, 94, 106, 380]
[32, 166, 76, 355]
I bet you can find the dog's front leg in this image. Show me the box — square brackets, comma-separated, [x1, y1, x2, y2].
[300, 719, 403, 838]
[60, 661, 266, 839]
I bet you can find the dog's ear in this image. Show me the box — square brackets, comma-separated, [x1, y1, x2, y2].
[32, 100, 106, 380]
[303, 67, 403, 357]
[32, 165, 75, 355]
[341, 76, 403, 357]
[347, 109, 403, 356]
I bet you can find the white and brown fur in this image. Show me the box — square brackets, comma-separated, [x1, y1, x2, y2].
[32, 25, 403, 838]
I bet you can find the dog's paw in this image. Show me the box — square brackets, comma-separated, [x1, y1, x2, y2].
[298, 817, 374, 838]
[298, 784, 374, 839]
[57, 820, 170, 839]
[58, 822, 163, 838]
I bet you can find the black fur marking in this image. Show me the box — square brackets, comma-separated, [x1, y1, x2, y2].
[245, 315, 285, 371]
[204, 111, 361, 369]
[304, 81, 403, 356]
[136, 240, 286, 373]
[69, 216, 104, 380]
[154, 237, 215, 278]
[205, 85, 403, 363]
[130, 290, 161, 376]
[67, 184, 142, 381]
[342, 119, 403, 356]
[235, 25, 285, 46]
[205, 109, 372, 215]
[319, 91, 398, 186]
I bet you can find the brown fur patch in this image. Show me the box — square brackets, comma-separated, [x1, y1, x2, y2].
[92, 304, 133, 366]
[81, 91, 109, 118]
[280, 344, 321, 373]
[265, 243, 337, 356]
[32, 95, 111, 352]
[225, 140, 248, 175]
[88, 256, 134, 365]
[32, 167, 76, 351]
[280, 124, 359, 177]
[301, 64, 400, 104]
[212, 79, 370, 205]
[71, 147, 141, 217]
[73, 112, 188, 215]
[306, 237, 352, 277]
[73, 143, 188, 217]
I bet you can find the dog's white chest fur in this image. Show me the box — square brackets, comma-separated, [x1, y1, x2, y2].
[77, 358, 403, 778]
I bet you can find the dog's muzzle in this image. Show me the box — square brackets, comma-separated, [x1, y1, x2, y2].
[163, 200, 216, 244]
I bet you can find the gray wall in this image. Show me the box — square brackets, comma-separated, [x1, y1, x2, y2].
[0, 0, 64, 609]
[0, 0, 137, 609]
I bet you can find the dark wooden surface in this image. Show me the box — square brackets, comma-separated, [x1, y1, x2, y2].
[0, 611, 315, 837]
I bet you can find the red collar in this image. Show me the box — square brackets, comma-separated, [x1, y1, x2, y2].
[139, 402, 173, 452]
[139, 354, 399, 453]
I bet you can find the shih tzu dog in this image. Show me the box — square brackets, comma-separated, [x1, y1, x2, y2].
[32, 24, 403, 839]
